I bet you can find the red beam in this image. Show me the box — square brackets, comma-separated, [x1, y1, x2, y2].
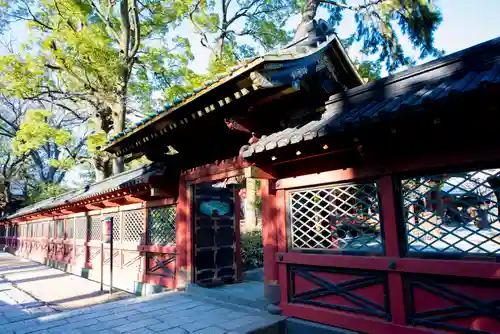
[145, 198, 176, 208]
[102, 200, 121, 207]
[277, 253, 500, 280]
[276, 167, 380, 190]
[183, 157, 252, 182]
[277, 252, 390, 271]
[85, 204, 103, 211]
[282, 304, 436, 334]
[137, 245, 176, 253]
[124, 195, 146, 203]
[397, 258, 500, 279]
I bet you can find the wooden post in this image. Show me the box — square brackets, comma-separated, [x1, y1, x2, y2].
[142, 207, 148, 284]
[110, 217, 113, 295]
[100, 241, 104, 291]
[261, 179, 278, 296]
[234, 187, 243, 282]
[378, 176, 407, 326]
[175, 178, 192, 289]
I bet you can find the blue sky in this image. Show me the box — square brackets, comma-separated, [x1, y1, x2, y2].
[2, 0, 499, 76]
[186, 0, 500, 76]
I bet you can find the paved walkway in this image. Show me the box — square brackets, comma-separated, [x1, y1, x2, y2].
[0, 252, 132, 313]
[0, 253, 282, 333]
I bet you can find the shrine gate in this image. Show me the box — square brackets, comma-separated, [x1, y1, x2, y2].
[241, 37, 500, 333]
[3, 20, 499, 333]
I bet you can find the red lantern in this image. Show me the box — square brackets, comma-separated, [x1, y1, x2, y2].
[102, 217, 113, 244]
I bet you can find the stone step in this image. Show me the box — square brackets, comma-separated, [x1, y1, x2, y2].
[186, 282, 269, 311]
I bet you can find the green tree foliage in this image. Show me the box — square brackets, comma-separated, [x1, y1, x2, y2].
[353, 59, 382, 83]
[189, 0, 300, 71]
[297, 0, 443, 73]
[25, 182, 70, 206]
[13, 110, 72, 156]
[0, 0, 196, 175]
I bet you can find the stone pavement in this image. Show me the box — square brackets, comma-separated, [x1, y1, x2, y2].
[0, 253, 282, 333]
[2, 288, 282, 333]
[0, 252, 132, 314]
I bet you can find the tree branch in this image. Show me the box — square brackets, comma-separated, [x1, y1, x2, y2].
[19, 0, 54, 30]
[318, 0, 387, 11]
[120, 0, 131, 60]
[189, 0, 218, 56]
[129, 0, 141, 60]
[87, 0, 121, 42]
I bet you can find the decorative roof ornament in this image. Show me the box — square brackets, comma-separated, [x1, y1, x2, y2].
[204, 79, 216, 87]
[287, 19, 335, 51]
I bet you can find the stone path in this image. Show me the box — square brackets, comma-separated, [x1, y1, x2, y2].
[0, 252, 132, 313]
[2, 287, 282, 333]
[0, 253, 282, 333]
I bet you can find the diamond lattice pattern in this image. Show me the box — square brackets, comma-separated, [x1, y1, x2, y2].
[289, 182, 382, 252]
[66, 218, 74, 239]
[402, 168, 500, 255]
[123, 210, 144, 243]
[147, 206, 176, 246]
[89, 215, 102, 241]
[104, 213, 121, 241]
[75, 217, 87, 240]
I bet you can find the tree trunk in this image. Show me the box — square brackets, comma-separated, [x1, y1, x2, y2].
[92, 106, 113, 181]
[293, 0, 319, 41]
[94, 156, 111, 182]
[111, 97, 126, 175]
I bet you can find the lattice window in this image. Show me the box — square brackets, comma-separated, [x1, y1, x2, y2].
[48, 222, 54, 238]
[75, 217, 88, 240]
[104, 213, 121, 242]
[123, 210, 144, 243]
[402, 169, 500, 255]
[90, 215, 102, 241]
[147, 205, 176, 246]
[66, 218, 74, 239]
[55, 220, 64, 239]
[36, 223, 42, 237]
[289, 182, 382, 252]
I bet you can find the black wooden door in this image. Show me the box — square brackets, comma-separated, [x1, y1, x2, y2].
[193, 183, 237, 286]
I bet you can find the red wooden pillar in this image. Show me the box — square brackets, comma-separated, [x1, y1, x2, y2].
[175, 177, 192, 289]
[84, 214, 92, 269]
[378, 176, 407, 326]
[234, 189, 243, 282]
[261, 179, 279, 296]
[141, 206, 149, 283]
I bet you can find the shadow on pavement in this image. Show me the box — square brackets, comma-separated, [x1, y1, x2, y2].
[8, 273, 70, 285]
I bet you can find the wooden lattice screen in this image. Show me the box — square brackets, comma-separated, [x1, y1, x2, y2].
[147, 205, 176, 246]
[75, 217, 87, 240]
[123, 209, 145, 243]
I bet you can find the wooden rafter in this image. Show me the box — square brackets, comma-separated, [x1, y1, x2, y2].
[85, 204, 105, 211]
[102, 200, 121, 207]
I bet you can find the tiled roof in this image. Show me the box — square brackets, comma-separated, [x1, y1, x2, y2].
[102, 34, 360, 152]
[7, 163, 166, 220]
[241, 37, 500, 158]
